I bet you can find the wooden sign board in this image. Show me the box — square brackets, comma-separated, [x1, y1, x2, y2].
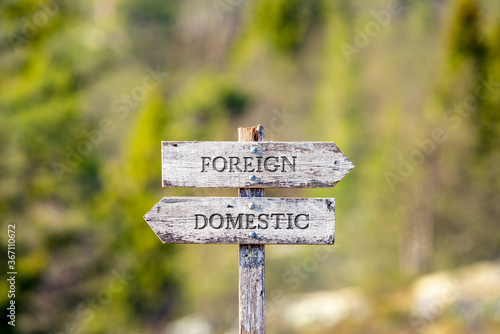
[162, 141, 354, 188]
[144, 197, 335, 245]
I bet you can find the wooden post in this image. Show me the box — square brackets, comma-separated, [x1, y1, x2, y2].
[238, 125, 265, 334]
[146, 125, 354, 332]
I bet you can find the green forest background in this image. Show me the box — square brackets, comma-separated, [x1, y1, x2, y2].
[1, 0, 500, 333]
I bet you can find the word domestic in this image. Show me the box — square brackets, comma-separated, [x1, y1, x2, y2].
[201, 156, 297, 173]
[195, 213, 310, 230]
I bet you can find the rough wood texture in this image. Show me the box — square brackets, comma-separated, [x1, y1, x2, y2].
[239, 244, 265, 334]
[143, 197, 335, 244]
[161, 141, 354, 188]
[143, 124, 348, 334]
[239, 126, 265, 334]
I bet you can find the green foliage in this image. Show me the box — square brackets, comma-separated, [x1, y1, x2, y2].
[165, 73, 252, 140]
[120, 0, 179, 64]
[448, 0, 488, 68]
[253, 0, 325, 53]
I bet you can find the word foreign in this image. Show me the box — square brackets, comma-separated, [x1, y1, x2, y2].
[201, 156, 297, 173]
[195, 213, 310, 230]
[7, 224, 16, 326]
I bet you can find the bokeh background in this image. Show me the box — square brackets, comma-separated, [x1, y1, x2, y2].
[1, 0, 500, 333]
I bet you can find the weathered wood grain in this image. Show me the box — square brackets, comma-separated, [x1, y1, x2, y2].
[143, 196, 336, 245]
[143, 125, 350, 334]
[239, 125, 266, 334]
[239, 244, 265, 334]
[161, 141, 354, 188]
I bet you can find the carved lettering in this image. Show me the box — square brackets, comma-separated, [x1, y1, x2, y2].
[227, 213, 243, 229]
[286, 213, 294, 229]
[195, 214, 208, 229]
[257, 156, 264, 172]
[243, 157, 255, 172]
[209, 214, 224, 229]
[257, 214, 269, 229]
[212, 157, 227, 172]
[245, 214, 256, 229]
[194, 213, 310, 230]
[200, 156, 296, 173]
[271, 213, 286, 229]
[264, 157, 279, 172]
[294, 214, 310, 229]
[201, 157, 211, 172]
[229, 157, 242, 172]
[282, 156, 296, 172]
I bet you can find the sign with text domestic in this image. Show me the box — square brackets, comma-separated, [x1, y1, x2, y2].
[144, 197, 335, 245]
[162, 141, 354, 188]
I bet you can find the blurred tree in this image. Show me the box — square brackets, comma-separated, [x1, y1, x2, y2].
[420, 0, 500, 272]
[253, 0, 325, 54]
[0, 1, 148, 333]
[120, 0, 179, 65]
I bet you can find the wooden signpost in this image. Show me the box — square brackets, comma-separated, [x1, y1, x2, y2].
[144, 125, 354, 334]
[162, 141, 354, 188]
[144, 197, 335, 244]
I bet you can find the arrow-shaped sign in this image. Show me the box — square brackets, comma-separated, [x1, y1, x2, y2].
[143, 126, 355, 334]
[162, 141, 354, 188]
[144, 197, 335, 245]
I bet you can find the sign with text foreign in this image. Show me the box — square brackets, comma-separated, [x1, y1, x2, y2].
[144, 125, 354, 334]
[161, 141, 354, 188]
[144, 197, 335, 245]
